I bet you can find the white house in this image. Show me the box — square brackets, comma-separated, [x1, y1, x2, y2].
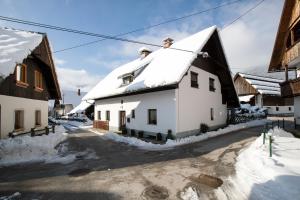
[234, 72, 294, 115]
[0, 27, 61, 139]
[83, 26, 239, 139]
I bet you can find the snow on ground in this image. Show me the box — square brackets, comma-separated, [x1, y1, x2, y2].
[0, 126, 70, 166]
[215, 127, 300, 200]
[93, 119, 267, 151]
[180, 187, 200, 200]
[52, 116, 93, 131]
[235, 104, 267, 117]
[0, 192, 21, 200]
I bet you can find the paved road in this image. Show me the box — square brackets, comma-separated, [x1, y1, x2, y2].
[0, 126, 264, 200]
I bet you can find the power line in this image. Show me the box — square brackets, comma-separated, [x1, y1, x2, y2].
[222, 0, 265, 30]
[0, 15, 198, 54]
[52, 0, 244, 53]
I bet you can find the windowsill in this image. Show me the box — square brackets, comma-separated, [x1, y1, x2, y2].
[34, 87, 44, 92]
[209, 88, 216, 92]
[148, 123, 157, 125]
[191, 84, 199, 88]
[16, 81, 29, 88]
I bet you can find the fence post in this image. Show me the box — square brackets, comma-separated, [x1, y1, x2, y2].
[263, 130, 266, 145]
[283, 118, 285, 129]
[31, 128, 35, 137]
[295, 118, 297, 129]
[45, 126, 49, 135]
[277, 120, 280, 127]
[52, 125, 55, 133]
[268, 132, 272, 157]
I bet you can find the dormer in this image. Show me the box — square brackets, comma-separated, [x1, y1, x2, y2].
[119, 72, 134, 86]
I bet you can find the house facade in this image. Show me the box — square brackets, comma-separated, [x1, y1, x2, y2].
[84, 26, 239, 138]
[269, 0, 300, 124]
[0, 28, 61, 139]
[234, 72, 294, 115]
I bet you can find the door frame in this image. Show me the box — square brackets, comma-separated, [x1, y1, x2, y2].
[119, 111, 126, 131]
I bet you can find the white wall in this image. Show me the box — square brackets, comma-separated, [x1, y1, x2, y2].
[176, 65, 227, 135]
[255, 94, 262, 107]
[95, 90, 176, 135]
[264, 106, 294, 115]
[0, 95, 48, 139]
[294, 97, 300, 125]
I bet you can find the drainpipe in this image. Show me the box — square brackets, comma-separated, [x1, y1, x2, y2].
[285, 64, 289, 81]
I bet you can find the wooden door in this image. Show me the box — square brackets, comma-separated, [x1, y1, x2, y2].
[119, 111, 126, 130]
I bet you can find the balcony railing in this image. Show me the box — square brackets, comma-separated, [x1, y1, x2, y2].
[284, 41, 300, 65]
[280, 78, 300, 97]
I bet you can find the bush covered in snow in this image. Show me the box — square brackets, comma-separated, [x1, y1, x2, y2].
[235, 104, 267, 117]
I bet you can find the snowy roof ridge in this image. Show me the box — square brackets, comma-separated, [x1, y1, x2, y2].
[0, 27, 44, 78]
[239, 72, 283, 83]
[84, 25, 217, 100]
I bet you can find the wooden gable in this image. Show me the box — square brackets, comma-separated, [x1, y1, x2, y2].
[269, 0, 300, 71]
[233, 74, 257, 96]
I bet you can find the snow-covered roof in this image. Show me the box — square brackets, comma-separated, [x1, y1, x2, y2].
[238, 73, 283, 95]
[69, 100, 94, 114]
[0, 27, 44, 78]
[84, 26, 217, 100]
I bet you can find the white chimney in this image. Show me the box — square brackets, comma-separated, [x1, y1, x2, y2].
[163, 37, 174, 48]
[138, 47, 152, 58]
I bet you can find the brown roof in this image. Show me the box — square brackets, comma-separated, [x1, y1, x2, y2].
[268, 0, 293, 72]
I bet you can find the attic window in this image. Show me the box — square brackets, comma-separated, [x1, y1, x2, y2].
[34, 70, 43, 91]
[15, 64, 28, 87]
[122, 75, 133, 85]
[191, 72, 198, 88]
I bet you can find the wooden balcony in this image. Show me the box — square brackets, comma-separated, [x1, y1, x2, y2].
[284, 41, 300, 65]
[93, 120, 109, 130]
[280, 78, 300, 97]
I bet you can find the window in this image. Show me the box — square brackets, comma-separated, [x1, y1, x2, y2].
[210, 108, 214, 121]
[276, 107, 279, 111]
[35, 110, 41, 126]
[34, 70, 43, 91]
[97, 111, 101, 120]
[122, 75, 133, 85]
[106, 110, 110, 121]
[286, 32, 292, 48]
[148, 109, 157, 125]
[15, 64, 28, 87]
[293, 20, 300, 43]
[289, 107, 292, 111]
[190, 71, 198, 88]
[209, 78, 215, 92]
[14, 110, 24, 131]
[131, 110, 135, 118]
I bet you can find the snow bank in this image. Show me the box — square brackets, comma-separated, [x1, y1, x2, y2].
[0, 27, 43, 78]
[216, 127, 300, 200]
[0, 126, 69, 166]
[236, 104, 266, 117]
[95, 119, 266, 151]
[180, 187, 200, 200]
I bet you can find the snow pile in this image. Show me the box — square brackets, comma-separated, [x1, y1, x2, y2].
[55, 116, 93, 131]
[0, 126, 69, 166]
[0, 192, 21, 200]
[180, 187, 200, 200]
[235, 104, 267, 117]
[96, 119, 266, 150]
[216, 127, 300, 200]
[0, 27, 43, 78]
[83, 26, 217, 100]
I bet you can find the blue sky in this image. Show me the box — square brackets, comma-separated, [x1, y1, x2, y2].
[0, 0, 284, 91]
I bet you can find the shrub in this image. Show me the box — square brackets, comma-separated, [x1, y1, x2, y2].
[138, 131, 144, 138]
[131, 129, 136, 136]
[200, 123, 209, 133]
[156, 133, 162, 141]
[166, 129, 174, 140]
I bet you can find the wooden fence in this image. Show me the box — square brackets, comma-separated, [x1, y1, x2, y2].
[93, 120, 109, 130]
[8, 125, 56, 138]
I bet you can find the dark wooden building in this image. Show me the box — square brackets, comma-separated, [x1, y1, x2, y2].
[269, 0, 300, 123]
[0, 27, 61, 138]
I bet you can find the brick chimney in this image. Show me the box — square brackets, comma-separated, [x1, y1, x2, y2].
[163, 37, 174, 48]
[138, 47, 152, 58]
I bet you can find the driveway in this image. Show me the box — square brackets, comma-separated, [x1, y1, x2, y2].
[0, 126, 263, 200]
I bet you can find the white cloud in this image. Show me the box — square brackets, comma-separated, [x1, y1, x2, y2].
[56, 67, 102, 92]
[54, 57, 67, 66]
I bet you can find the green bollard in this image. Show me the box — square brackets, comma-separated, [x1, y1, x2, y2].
[269, 134, 272, 157]
[263, 132, 266, 144]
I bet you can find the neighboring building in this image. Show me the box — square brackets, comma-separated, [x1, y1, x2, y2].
[50, 89, 87, 117]
[69, 99, 95, 119]
[234, 72, 294, 115]
[269, 0, 300, 124]
[83, 26, 239, 139]
[0, 27, 61, 139]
